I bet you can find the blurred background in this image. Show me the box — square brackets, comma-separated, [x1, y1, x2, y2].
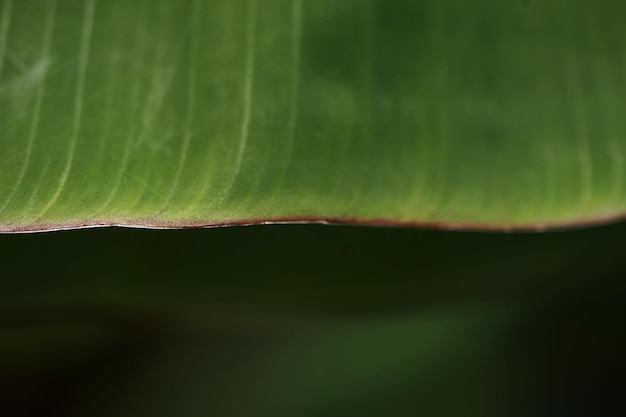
[0, 223, 624, 416]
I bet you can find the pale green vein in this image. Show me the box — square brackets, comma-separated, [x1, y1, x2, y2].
[562, 56, 593, 208]
[25, 158, 52, 213]
[609, 139, 624, 202]
[94, 0, 148, 218]
[71, 2, 131, 219]
[601, 9, 625, 204]
[560, 5, 593, 209]
[613, 24, 626, 203]
[77, 12, 121, 211]
[160, 0, 201, 217]
[35, 0, 95, 220]
[285, 0, 302, 175]
[123, 20, 182, 214]
[426, 2, 451, 219]
[257, 0, 302, 214]
[0, 0, 55, 216]
[580, 3, 620, 212]
[542, 141, 558, 218]
[353, 0, 374, 208]
[0, 0, 12, 80]
[224, 0, 257, 200]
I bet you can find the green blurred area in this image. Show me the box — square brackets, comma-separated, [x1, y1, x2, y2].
[0, 223, 624, 416]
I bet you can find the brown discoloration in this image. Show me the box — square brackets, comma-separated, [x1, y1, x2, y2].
[1, 211, 626, 233]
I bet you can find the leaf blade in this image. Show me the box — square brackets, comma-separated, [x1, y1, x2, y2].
[2, 0, 626, 232]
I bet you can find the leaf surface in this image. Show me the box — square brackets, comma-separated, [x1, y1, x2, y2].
[1, 0, 626, 232]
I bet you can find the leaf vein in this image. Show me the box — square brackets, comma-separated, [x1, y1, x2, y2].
[0, 0, 12, 80]
[0, 0, 55, 216]
[36, 0, 95, 220]
[160, 0, 201, 216]
[226, 0, 258, 199]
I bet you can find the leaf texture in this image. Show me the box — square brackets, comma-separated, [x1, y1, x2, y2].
[1, 0, 626, 232]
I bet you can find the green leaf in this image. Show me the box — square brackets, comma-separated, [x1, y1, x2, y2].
[1, 0, 626, 232]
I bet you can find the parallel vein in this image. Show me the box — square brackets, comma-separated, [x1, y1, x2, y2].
[35, 0, 96, 220]
[0, 0, 55, 216]
[288, 0, 302, 155]
[259, 0, 303, 213]
[160, 0, 201, 216]
[0, 0, 12, 80]
[94, 0, 149, 217]
[563, 56, 593, 208]
[226, 0, 258, 198]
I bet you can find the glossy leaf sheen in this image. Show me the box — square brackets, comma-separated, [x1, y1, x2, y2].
[1, 0, 626, 232]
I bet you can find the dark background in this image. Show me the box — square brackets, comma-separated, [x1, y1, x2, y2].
[0, 223, 624, 416]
